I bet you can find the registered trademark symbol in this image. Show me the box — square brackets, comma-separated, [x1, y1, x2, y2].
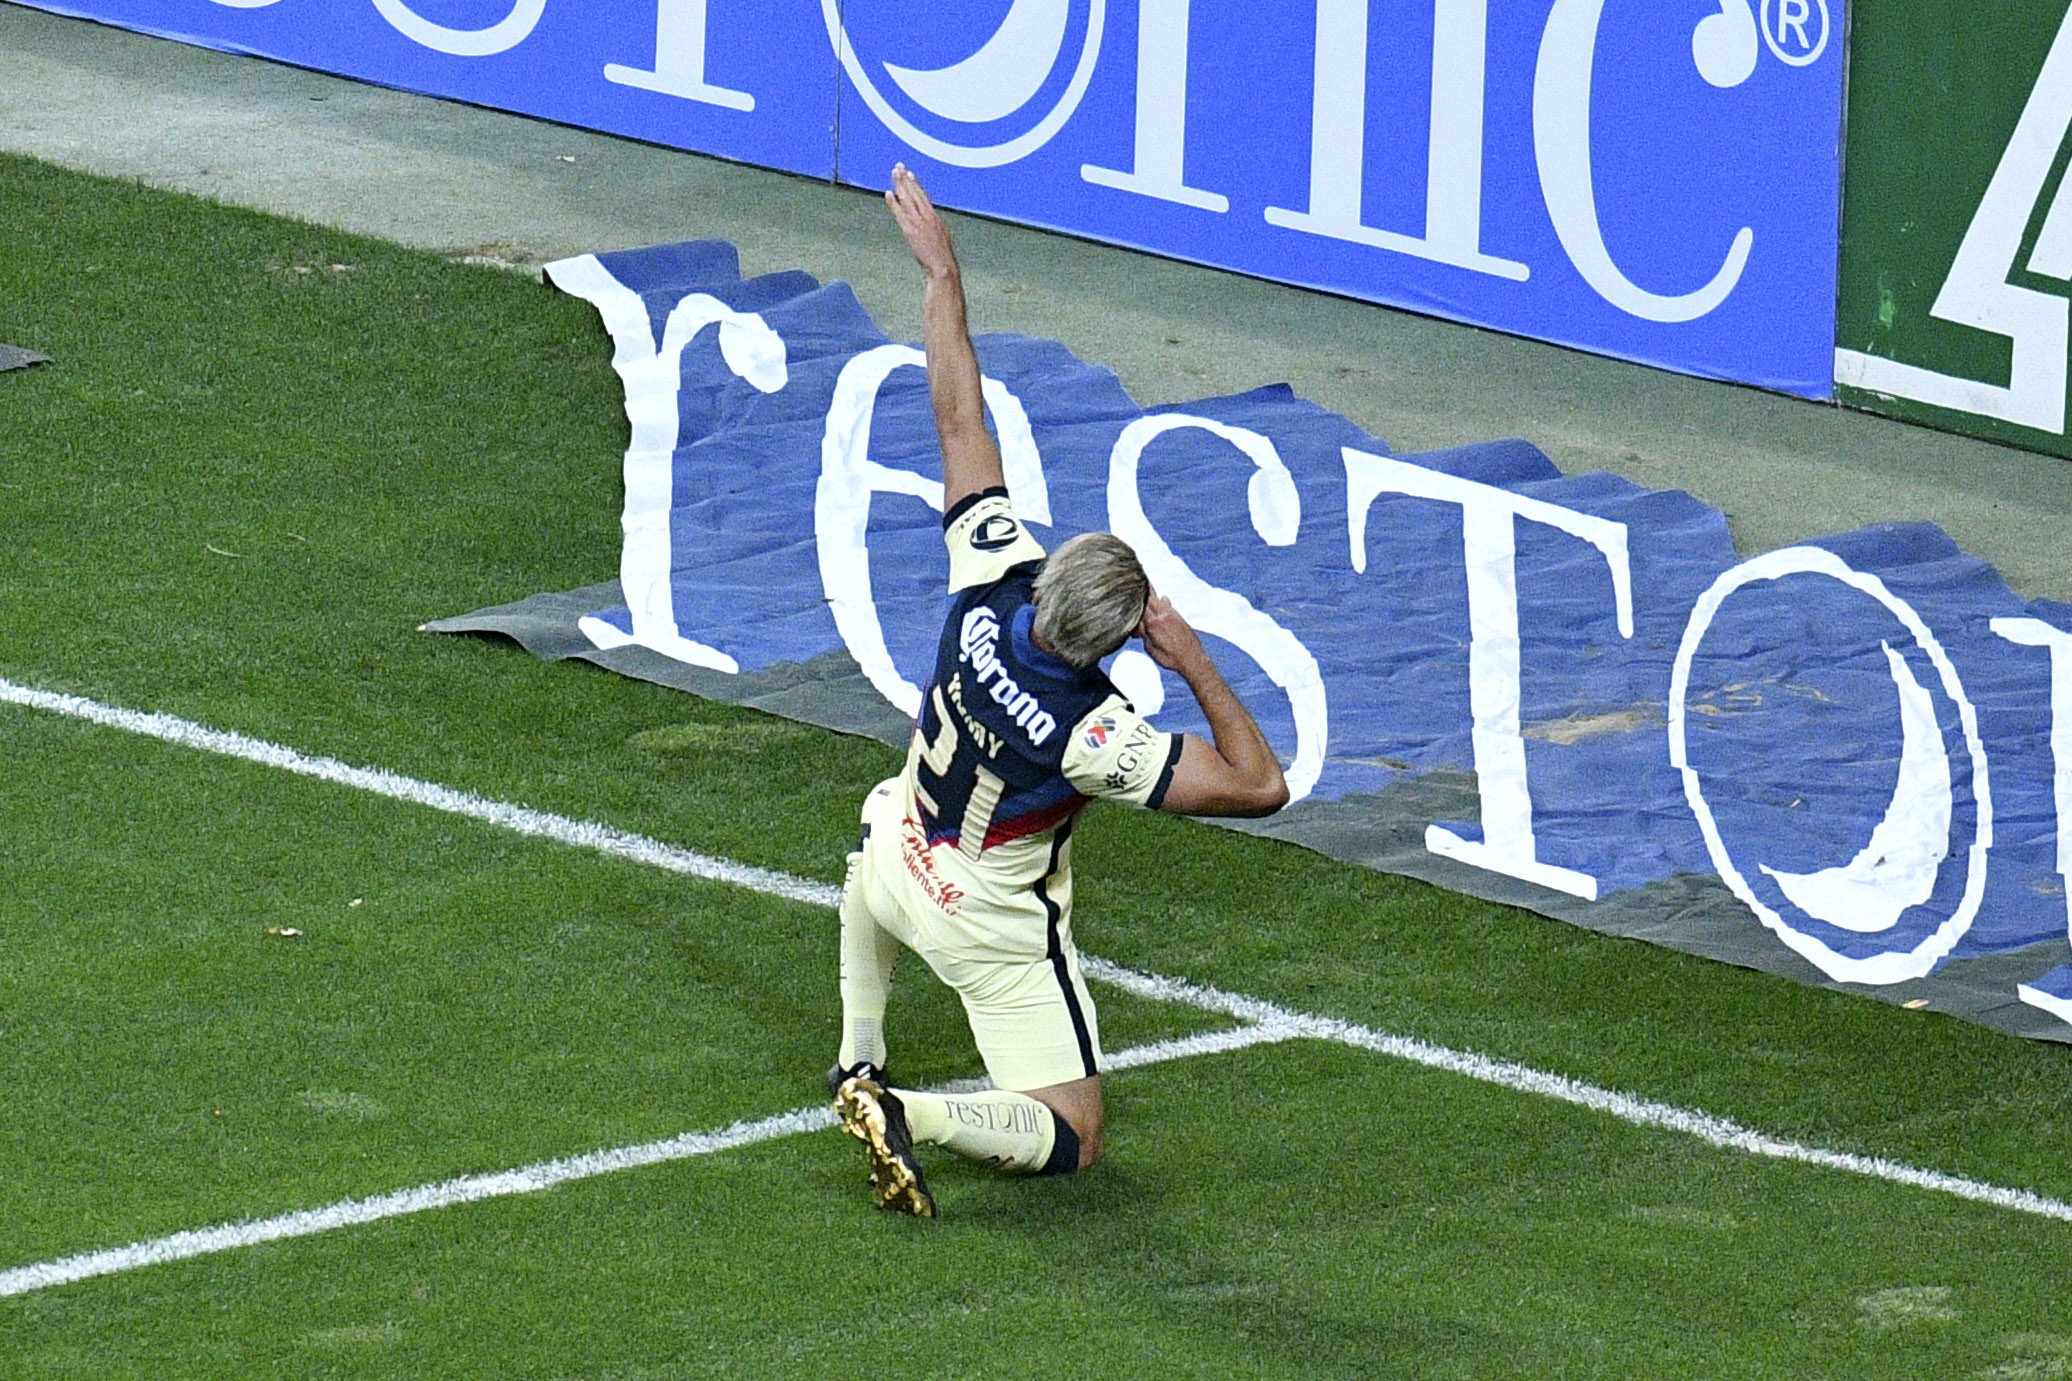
[1760, 0, 1830, 66]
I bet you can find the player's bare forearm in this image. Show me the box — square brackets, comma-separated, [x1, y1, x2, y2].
[1180, 656, 1288, 815]
[921, 271, 1005, 507]
[1138, 595, 1289, 817]
[885, 164, 1005, 508]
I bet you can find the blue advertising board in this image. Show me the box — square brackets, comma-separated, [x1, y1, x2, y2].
[22, 0, 1843, 395]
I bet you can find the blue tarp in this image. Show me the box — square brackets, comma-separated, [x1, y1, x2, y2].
[434, 241, 2072, 1040]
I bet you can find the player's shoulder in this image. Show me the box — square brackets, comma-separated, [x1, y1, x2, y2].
[945, 488, 1026, 551]
[1061, 692, 1182, 808]
[944, 487, 1045, 593]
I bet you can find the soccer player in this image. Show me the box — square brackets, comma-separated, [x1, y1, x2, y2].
[831, 165, 1290, 1216]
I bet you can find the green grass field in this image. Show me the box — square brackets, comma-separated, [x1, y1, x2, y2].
[5, 150, 2072, 1378]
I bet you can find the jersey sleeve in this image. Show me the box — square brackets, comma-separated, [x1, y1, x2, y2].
[944, 487, 1046, 593]
[1062, 694, 1184, 810]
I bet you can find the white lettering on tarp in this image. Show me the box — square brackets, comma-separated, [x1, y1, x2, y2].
[1759, 642, 1952, 933]
[1534, 0, 1753, 324]
[543, 240, 2072, 1021]
[820, 347, 942, 718]
[1108, 648, 1166, 716]
[1080, 0, 1228, 212]
[1833, 0, 2072, 432]
[1343, 447, 1632, 900]
[1669, 547, 1993, 985]
[1991, 617, 2072, 957]
[604, 0, 754, 111]
[1264, 0, 1528, 282]
[370, 0, 545, 57]
[546, 253, 787, 673]
[1108, 414, 1327, 802]
[816, 347, 1049, 718]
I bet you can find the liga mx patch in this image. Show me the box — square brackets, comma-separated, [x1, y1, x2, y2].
[1082, 716, 1117, 749]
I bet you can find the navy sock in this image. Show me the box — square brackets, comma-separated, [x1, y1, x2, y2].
[1040, 1114, 1081, 1176]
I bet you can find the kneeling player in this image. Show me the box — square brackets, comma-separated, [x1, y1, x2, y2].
[830, 167, 1289, 1216]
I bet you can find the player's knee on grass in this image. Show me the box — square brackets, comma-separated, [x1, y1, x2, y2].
[1027, 1077, 1102, 1171]
[1045, 1105, 1101, 1172]
[1063, 1113, 1101, 1171]
[1041, 1112, 1082, 1175]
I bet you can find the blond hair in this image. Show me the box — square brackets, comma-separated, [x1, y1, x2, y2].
[1033, 533, 1149, 668]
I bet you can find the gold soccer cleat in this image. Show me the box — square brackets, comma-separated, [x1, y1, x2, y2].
[834, 1075, 936, 1218]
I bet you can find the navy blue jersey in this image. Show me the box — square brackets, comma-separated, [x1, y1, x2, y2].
[895, 490, 1180, 878]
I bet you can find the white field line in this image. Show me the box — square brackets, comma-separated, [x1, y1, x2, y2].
[1081, 962, 2072, 1224]
[1, 675, 2069, 1302]
[0, 1021, 1308, 1299]
[0, 678, 841, 910]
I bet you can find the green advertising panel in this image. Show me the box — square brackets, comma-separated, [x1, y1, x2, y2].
[1837, 0, 2072, 455]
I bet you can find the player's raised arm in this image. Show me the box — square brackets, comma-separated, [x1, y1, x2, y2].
[1137, 595, 1290, 818]
[885, 164, 1005, 513]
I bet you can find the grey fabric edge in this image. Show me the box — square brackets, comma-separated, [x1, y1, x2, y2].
[1232, 776, 2072, 1045]
[424, 582, 916, 745]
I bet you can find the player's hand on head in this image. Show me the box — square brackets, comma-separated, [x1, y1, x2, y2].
[1137, 593, 1205, 673]
[885, 163, 960, 282]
